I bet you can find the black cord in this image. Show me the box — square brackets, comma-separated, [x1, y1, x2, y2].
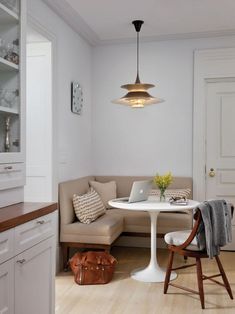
[136, 31, 140, 83]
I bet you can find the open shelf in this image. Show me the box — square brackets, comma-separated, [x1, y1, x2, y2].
[0, 105, 19, 115]
[0, 0, 22, 165]
[0, 2, 19, 24]
[0, 57, 19, 71]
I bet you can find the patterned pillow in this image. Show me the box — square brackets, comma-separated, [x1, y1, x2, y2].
[149, 188, 191, 198]
[73, 188, 106, 224]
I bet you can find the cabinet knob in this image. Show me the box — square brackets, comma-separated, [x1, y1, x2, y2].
[36, 220, 45, 225]
[4, 166, 13, 170]
[17, 259, 26, 264]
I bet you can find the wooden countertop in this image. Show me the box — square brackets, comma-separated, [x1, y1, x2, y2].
[0, 202, 57, 232]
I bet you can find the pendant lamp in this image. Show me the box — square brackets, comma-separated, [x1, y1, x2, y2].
[112, 20, 164, 108]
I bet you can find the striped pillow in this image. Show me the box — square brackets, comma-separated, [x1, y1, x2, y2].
[149, 188, 191, 198]
[73, 188, 106, 224]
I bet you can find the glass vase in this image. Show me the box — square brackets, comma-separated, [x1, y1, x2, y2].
[160, 188, 166, 202]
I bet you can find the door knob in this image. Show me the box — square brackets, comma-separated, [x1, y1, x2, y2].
[209, 168, 215, 177]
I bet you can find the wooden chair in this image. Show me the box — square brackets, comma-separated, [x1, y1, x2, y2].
[164, 209, 234, 309]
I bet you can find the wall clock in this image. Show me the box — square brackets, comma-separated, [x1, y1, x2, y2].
[71, 82, 83, 115]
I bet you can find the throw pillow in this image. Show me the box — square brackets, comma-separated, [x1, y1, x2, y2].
[149, 188, 191, 198]
[89, 180, 117, 208]
[73, 188, 106, 224]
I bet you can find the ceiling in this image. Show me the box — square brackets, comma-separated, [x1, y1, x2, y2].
[43, 0, 235, 45]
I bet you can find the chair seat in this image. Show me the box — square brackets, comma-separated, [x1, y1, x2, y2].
[164, 230, 201, 251]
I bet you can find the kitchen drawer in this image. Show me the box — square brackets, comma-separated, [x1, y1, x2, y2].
[14, 212, 56, 255]
[0, 228, 14, 264]
[0, 163, 25, 190]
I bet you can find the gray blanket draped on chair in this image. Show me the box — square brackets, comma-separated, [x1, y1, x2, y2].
[196, 200, 232, 258]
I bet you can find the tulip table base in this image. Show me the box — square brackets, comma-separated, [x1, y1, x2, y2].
[108, 198, 200, 283]
[131, 266, 177, 283]
[131, 211, 177, 283]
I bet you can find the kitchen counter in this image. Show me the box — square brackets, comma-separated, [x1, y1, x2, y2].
[0, 202, 57, 232]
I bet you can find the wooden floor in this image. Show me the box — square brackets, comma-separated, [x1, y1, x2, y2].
[55, 247, 235, 314]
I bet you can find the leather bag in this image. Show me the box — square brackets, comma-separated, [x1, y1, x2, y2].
[69, 251, 117, 285]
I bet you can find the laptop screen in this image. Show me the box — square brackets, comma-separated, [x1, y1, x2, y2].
[128, 180, 152, 203]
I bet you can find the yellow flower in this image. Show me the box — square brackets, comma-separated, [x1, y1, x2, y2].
[153, 172, 173, 190]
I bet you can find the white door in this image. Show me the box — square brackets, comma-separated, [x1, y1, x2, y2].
[206, 79, 235, 250]
[25, 42, 52, 201]
[206, 79, 235, 204]
[0, 259, 14, 314]
[15, 237, 55, 314]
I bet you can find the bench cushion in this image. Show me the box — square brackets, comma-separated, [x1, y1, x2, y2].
[60, 211, 123, 245]
[109, 209, 193, 234]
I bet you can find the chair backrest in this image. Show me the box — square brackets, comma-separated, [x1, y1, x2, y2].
[175, 210, 202, 250]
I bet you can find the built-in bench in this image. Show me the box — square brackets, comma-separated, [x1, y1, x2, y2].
[59, 176, 193, 269]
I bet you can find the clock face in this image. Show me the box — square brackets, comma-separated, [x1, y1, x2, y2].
[71, 82, 83, 114]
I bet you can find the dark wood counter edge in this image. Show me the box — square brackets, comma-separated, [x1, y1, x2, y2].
[0, 202, 57, 232]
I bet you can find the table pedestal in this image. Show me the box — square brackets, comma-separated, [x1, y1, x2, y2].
[131, 211, 177, 283]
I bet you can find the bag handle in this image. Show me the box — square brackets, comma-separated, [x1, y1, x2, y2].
[77, 251, 117, 265]
[80, 254, 87, 265]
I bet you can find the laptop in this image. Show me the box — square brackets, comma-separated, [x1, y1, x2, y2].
[118, 180, 152, 203]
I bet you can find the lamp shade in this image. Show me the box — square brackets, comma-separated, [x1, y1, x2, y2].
[112, 20, 164, 108]
[112, 81, 164, 108]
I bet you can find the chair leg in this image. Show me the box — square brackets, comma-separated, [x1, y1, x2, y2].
[105, 246, 111, 253]
[196, 257, 205, 309]
[164, 251, 174, 294]
[215, 255, 234, 299]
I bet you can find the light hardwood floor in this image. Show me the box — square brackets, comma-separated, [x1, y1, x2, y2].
[55, 247, 235, 314]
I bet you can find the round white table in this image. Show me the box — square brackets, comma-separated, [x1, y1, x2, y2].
[109, 197, 199, 283]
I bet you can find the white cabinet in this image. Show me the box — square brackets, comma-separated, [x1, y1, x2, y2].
[0, 0, 25, 160]
[0, 211, 56, 314]
[0, 162, 25, 190]
[0, 228, 14, 264]
[0, 259, 14, 314]
[15, 237, 55, 314]
[0, 0, 26, 205]
[14, 211, 56, 255]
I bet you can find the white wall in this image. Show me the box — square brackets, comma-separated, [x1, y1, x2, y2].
[92, 36, 235, 177]
[27, 0, 93, 184]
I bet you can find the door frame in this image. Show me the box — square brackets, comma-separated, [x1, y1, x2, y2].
[193, 48, 235, 201]
[26, 15, 58, 202]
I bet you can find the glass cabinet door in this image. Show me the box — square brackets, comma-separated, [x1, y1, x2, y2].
[0, 0, 21, 155]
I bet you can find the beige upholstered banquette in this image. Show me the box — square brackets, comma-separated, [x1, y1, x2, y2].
[59, 176, 193, 269]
